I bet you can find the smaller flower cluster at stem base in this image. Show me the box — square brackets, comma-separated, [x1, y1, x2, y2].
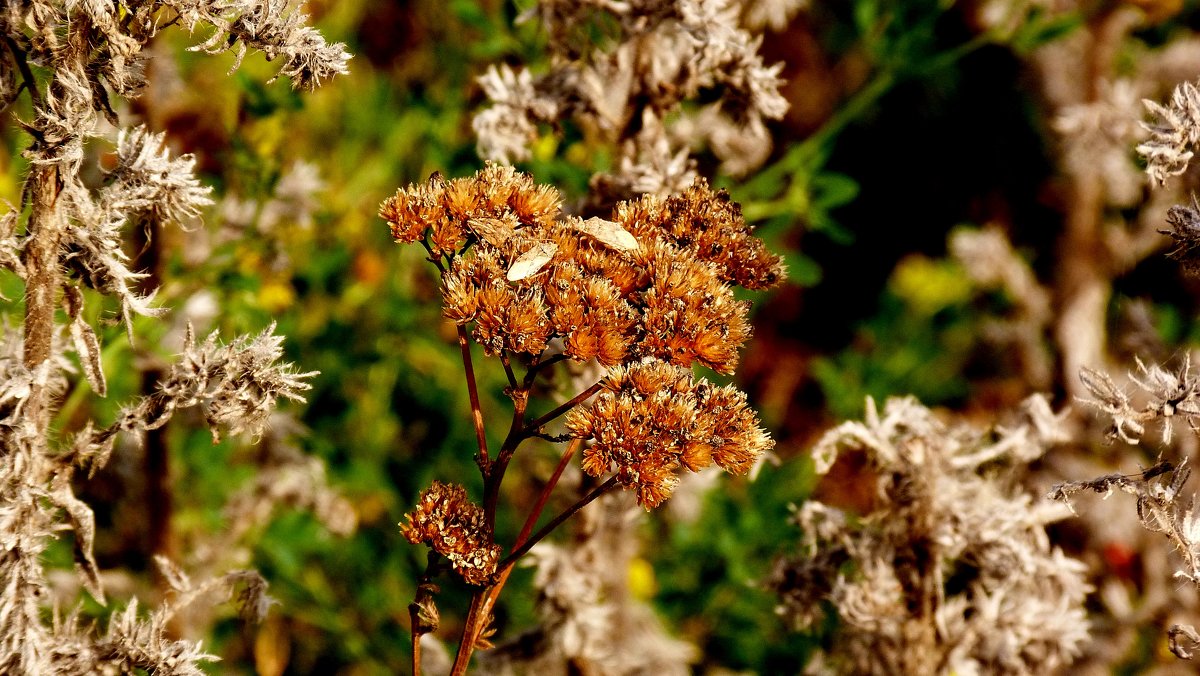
[400, 481, 501, 586]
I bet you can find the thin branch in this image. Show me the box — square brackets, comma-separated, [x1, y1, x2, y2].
[523, 352, 570, 387]
[515, 438, 581, 551]
[451, 590, 487, 676]
[523, 379, 605, 437]
[497, 475, 619, 570]
[3, 33, 42, 110]
[472, 438, 583, 660]
[1048, 460, 1175, 502]
[500, 351, 518, 391]
[419, 237, 447, 273]
[482, 387, 530, 532]
[457, 326, 490, 472]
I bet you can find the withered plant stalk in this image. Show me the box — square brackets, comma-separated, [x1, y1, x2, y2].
[0, 2, 349, 671]
[385, 166, 785, 673]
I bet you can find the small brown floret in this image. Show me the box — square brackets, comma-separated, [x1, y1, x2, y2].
[380, 189, 427, 244]
[510, 182, 562, 226]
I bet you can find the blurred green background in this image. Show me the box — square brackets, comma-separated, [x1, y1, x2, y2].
[4, 0, 1200, 673]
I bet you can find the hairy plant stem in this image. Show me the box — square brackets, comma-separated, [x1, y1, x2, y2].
[409, 552, 443, 676]
[1051, 7, 1132, 400]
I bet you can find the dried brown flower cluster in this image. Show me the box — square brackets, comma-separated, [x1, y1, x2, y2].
[566, 360, 771, 507]
[401, 482, 503, 586]
[386, 165, 781, 671]
[380, 166, 784, 372]
[384, 163, 782, 627]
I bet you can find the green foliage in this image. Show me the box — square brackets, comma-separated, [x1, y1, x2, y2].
[811, 257, 975, 420]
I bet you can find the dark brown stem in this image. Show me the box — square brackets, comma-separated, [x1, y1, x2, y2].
[523, 352, 570, 386]
[500, 351, 518, 391]
[456, 325, 491, 473]
[3, 34, 42, 110]
[523, 379, 605, 437]
[419, 238, 447, 274]
[450, 590, 487, 676]
[455, 470, 614, 676]
[514, 438, 581, 551]
[467, 440, 581, 669]
[481, 376, 601, 530]
[481, 388, 529, 532]
[133, 215, 175, 572]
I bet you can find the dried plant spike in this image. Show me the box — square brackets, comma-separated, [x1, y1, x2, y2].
[0, 2, 347, 672]
[1161, 195, 1200, 275]
[1171, 624, 1200, 660]
[1138, 79, 1200, 185]
[64, 284, 106, 397]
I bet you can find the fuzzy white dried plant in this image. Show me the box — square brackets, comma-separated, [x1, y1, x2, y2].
[1068, 354, 1200, 658]
[774, 396, 1091, 675]
[0, 2, 347, 672]
[473, 0, 788, 199]
[1138, 77, 1200, 185]
[949, 226, 1055, 390]
[1077, 355, 1200, 447]
[1054, 78, 1146, 208]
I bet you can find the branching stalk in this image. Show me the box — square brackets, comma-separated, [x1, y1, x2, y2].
[523, 379, 605, 437]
